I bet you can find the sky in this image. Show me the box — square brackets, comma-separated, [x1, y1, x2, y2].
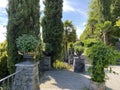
[0, 0, 89, 43]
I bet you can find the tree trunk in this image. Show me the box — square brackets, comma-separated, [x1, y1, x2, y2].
[103, 32, 108, 45]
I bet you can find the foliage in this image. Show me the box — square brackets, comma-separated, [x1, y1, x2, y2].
[63, 20, 77, 43]
[0, 41, 9, 79]
[53, 60, 69, 70]
[80, 27, 91, 41]
[7, 0, 40, 73]
[115, 19, 120, 27]
[74, 41, 85, 56]
[98, 0, 111, 22]
[41, 0, 63, 63]
[111, 0, 120, 24]
[83, 38, 101, 47]
[95, 21, 112, 45]
[68, 29, 77, 43]
[86, 43, 120, 82]
[74, 46, 84, 54]
[16, 34, 39, 54]
[74, 41, 84, 47]
[80, 0, 120, 45]
[45, 43, 53, 54]
[108, 0, 120, 44]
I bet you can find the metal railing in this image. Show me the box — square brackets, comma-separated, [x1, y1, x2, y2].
[0, 70, 22, 90]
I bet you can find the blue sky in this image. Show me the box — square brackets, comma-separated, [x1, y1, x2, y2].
[0, 0, 89, 43]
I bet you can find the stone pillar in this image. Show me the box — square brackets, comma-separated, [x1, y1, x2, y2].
[13, 61, 39, 90]
[73, 57, 85, 73]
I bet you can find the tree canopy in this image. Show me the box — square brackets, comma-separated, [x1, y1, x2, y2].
[41, 0, 64, 64]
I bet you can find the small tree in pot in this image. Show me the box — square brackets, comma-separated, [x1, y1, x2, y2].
[16, 34, 39, 61]
[86, 43, 120, 90]
[74, 46, 84, 57]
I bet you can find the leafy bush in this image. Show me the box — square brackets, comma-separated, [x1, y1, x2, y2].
[74, 41, 84, 46]
[74, 46, 84, 55]
[83, 38, 100, 47]
[74, 40, 85, 56]
[16, 34, 39, 54]
[53, 60, 69, 70]
[86, 43, 120, 82]
[0, 41, 9, 79]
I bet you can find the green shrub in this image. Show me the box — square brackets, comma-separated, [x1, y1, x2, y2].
[0, 41, 9, 79]
[74, 46, 84, 56]
[86, 43, 120, 82]
[16, 34, 39, 54]
[83, 38, 101, 47]
[74, 41, 84, 46]
[53, 60, 69, 70]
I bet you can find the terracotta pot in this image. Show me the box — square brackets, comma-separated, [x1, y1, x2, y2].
[90, 80, 105, 90]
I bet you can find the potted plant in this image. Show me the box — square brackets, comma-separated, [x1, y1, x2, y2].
[86, 43, 120, 90]
[74, 46, 84, 57]
[16, 34, 39, 61]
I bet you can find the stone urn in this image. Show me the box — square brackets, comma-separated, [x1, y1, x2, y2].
[73, 57, 85, 73]
[90, 80, 105, 90]
[77, 51, 83, 57]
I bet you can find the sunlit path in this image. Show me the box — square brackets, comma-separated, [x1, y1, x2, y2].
[106, 66, 120, 90]
[39, 70, 90, 90]
[39, 65, 120, 90]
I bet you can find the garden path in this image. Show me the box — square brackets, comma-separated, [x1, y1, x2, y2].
[39, 70, 90, 90]
[39, 65, 120, 90]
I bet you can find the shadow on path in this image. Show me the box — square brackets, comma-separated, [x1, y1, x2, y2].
[40, 70, 90, 90]
[40, 65, 120, 90]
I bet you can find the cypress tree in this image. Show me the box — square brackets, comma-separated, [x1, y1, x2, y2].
[111, 0, 120, 24]
[7, 0, 40, 73]
[98, 0, 111, 45]
[42, 0, 63, 64]
[109, 0, 120, 44]
[80, 0, 99, 40]
[98, 0, 111, 22]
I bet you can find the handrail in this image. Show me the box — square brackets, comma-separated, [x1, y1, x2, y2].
[0, 70, 22, 82]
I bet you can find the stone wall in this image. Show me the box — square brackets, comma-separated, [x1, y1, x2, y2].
[13, 61, 39, 90]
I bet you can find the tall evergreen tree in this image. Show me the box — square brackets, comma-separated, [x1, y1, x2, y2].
[80, 0, 99, 40]
[98, 0, 111, 45]
[109, 0, 120, 44]
[7, 0, 40, 73]
[111, 0, 120, 24]
[41, 0, 63, 64]
[98, 0, 111, 22]
[81, 0, 120, 45]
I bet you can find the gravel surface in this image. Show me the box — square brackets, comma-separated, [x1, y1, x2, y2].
[39, 65, 120, 90]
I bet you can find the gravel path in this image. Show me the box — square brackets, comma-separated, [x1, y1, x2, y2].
[106, 66, 120, 90]
[39, 65, 120, 90]
[39, 70, 90, 90]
